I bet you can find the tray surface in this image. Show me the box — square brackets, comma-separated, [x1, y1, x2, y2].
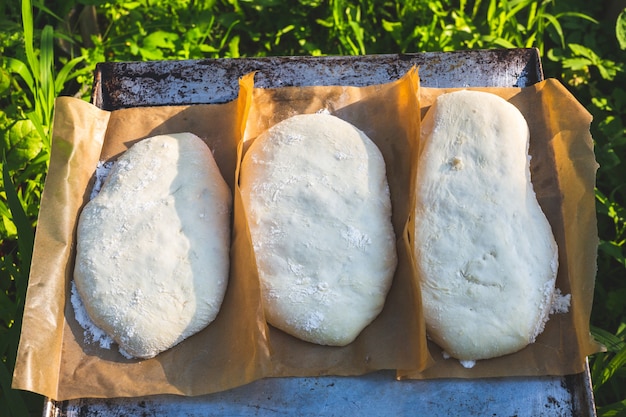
[47, 49, 596, 417]
[48, 370, 594, 417]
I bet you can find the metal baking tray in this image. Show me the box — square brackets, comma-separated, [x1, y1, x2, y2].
[44, 48, 597, 417]
[92, 48, 543, 109]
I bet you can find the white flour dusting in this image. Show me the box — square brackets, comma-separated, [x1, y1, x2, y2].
[71, 281, 133, 358]
[460, 360, 476, 369]
[550, 288, 571, 314]
[70, 281, 114, 350]
[89, 161, 114, 199]
[71, 271, 135, 359]
[442, 350, 476, 368]
[341, 225, 372, 250]
[72, 160, 134, 358]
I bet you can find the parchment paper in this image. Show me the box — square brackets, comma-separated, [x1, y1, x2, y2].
[12, 94, 272, 400]
[399, 80, 604, 379]
[12, 70, 602, 401]
[237, 68, 432, 376]
[12, 69, 431, 400]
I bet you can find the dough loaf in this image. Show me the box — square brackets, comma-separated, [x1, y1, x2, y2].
[414, 90, 559, 361]
[74, 133, 232, 359]
[240, 113, 397, 346]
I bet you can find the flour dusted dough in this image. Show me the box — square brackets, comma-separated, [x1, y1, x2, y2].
[414, 90, 559, 361]
[74, 133, 232, 359]
[240, 113, 397, 346]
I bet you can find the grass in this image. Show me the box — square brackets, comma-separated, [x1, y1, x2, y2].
[1, 0, 625, 416]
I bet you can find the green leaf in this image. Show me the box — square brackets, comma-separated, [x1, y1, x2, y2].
[2, 119, 42, 172]
[592, 325, 626, 353]
[316, 17, 334, 28]
[569, 43, 595, 58]
[0, 68, 10, 95]
[1, 214, 18, 238]
[562, 57, 593, 71]
[120, 1, 142, 10]
[616, 8, 626, 50]
[228, 35, 240, 58]
[274, 24, 295, 46]
[143, 30, 179, 51]
[24, 111, 48, 151]
[382, 19, 401, 33]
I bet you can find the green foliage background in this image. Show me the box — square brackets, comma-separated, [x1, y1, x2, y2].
[1, 0, 625, 416]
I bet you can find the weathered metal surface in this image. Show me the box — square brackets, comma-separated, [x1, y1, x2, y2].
[46, 369, 595, 416]
[43, 49, 597, 417]
[92, 48, 542, 110]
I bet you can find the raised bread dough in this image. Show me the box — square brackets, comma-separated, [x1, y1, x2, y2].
[74, 133, 232, 359]
[414, 90, 559, 361]
[240, 113, 397, 346]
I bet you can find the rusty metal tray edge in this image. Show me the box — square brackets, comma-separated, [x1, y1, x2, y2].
[91, 48, 543, 110]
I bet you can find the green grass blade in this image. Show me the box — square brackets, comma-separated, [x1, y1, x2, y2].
[5, 58, 35, 97]
[558, 11, 599, 24]
[504, 0, 533, 22]
[481, 35, 517, 49]
[31, 1, 64, 22]
[1, 161, 34, 269]
[39, 25, 54, 88]
[486, 0, 497, 23]
[21, 0, 38, 82]
[526, 0, 538, 31]
[54, 56, 85, 95]
[39, 25, 54, 128]
[348, 21, 365, 55]
[592, 325, 625, 353]
[218, 19, 240, 51]
[596, 344, 626, 389]
[542, 13, 565, 48]
[471, 0, 483, 19]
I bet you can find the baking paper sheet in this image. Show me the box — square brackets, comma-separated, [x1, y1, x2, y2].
[12, 96, 272, 400]
[399, 80, 603, 379]
[12, 69, 601, 401]
[12, 69, 430, 400]
[238, 68, 430, 377]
